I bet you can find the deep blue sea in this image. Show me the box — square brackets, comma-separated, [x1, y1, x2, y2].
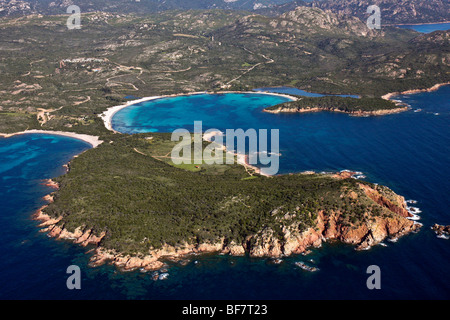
[1, 83, 449, 300]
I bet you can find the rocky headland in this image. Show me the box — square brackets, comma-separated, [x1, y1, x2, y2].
[263, 105, 409, 116]
[35, 174, 421, 272]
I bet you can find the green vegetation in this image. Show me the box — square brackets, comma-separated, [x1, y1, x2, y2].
[0, 112, 40, 133]
[266, 96, 401, 113]
[139, 135, 232, 174]
[43, 133, 386, 255]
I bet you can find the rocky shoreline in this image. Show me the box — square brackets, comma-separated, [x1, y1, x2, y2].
[381, 82, 450, 101]
[262, 82, 450, 116]
[34, 174, 421, 273]
[30, 85, 437, 273]
[263, 106, 410, 116]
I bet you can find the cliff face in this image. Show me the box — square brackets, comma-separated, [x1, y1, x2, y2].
[243, 181, 418, 256]
[35, 177, 420, 272]
[36, 210, 106, 247]
[311, 0, 450, 25]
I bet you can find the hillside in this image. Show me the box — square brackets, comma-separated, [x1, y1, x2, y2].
[0, 7, 448, 135]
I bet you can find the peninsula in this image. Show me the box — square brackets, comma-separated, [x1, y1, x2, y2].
[34, 133, 421, 272]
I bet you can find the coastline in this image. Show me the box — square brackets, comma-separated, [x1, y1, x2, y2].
[28, 85, 439, 273]
[34, 177, 421, 273]
[100, 91, 297, 133]
[263, 106, 410, 117]
[0, 130, 103, 148]
[381, 82, 450, 101]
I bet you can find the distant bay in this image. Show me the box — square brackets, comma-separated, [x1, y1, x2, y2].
[396, 22, 450, 33]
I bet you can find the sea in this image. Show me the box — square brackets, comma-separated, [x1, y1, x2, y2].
[0, 26, 449, 300]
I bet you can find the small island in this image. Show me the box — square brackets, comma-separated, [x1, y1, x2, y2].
[264, 96, 409, 116]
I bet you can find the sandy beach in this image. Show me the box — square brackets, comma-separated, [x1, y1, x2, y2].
[100, 96, 163, 132]
[0, 130, 103, 148]
[100, 91, 297, 133]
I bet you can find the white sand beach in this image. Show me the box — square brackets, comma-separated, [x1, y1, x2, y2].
[0, 130, 103, 148]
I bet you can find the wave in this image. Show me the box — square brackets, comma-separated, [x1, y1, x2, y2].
[407, 214, 421, 221]
[407, 206, 422, 214]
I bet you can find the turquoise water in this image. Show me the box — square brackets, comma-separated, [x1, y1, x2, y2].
[1, 87, 449, 299]
[397, 22, 450, 33]
[112, 93, 293, 134]
[254, 87, 360, 98]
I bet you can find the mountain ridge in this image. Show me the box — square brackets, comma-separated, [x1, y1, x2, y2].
[1, 0, 449, 25]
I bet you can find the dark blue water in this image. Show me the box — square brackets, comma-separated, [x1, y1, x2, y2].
[397, 22, 450, 33]
[1, 87, 449, 299]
